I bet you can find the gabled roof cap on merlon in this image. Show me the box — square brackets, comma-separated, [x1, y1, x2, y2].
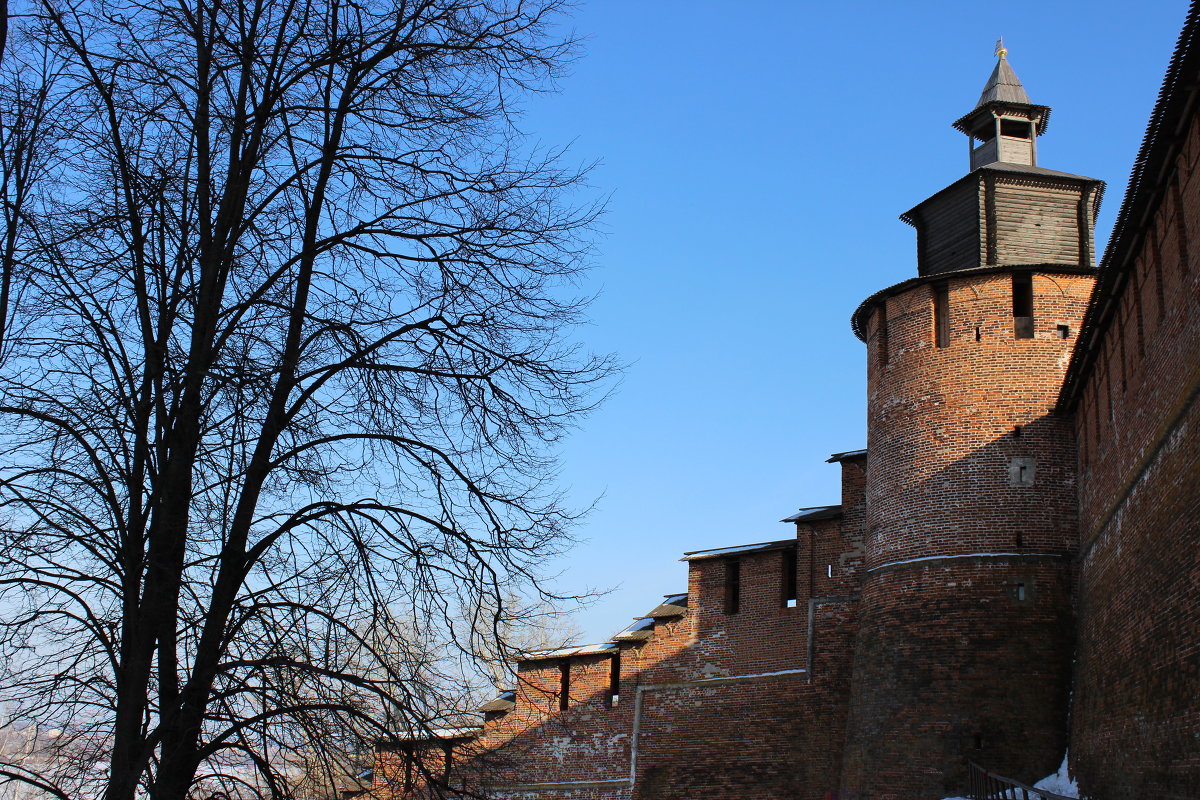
[645, 593, 688, 618]
[477, 690, 516, 713]
[682, 538, 796, 561]
[612, 617, 655, 641]
[389, 726, 482, 743]
[520, 642, 619, 662]
[781, 505, 843, 524]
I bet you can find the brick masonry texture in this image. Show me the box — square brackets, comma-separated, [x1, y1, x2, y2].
[840, 267, 1092, 799]
[863, 272, 1092, 567]
[358, 10, 1200, 799]
[1066, 74, 1200, 800]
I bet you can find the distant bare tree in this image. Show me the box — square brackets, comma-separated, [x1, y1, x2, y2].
[0, 1, 610, 799]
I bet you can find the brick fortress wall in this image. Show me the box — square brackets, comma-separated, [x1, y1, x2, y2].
[361, 456, 866, 800]
[1066, 53, 1200, 800]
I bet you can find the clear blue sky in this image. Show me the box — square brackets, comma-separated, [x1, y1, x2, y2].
[518, 0, 1188, 642]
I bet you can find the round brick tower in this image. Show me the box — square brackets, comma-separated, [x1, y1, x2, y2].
[839, 49, 1102, 800]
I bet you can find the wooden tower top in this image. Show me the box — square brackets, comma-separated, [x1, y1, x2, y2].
[952, 44, 1051, 170]
[852, 43, 1107, 334]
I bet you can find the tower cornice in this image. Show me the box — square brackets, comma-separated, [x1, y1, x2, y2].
[850, 263, 1098, 342]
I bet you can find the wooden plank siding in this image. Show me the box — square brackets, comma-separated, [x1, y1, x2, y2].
[913, 179, 981, 275]
[908, 170, 1099, 279]
[989, 179, 1090, 266]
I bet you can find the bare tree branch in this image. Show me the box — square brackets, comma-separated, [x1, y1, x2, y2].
[0, 1, 610, 798]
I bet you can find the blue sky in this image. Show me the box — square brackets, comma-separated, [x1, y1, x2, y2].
[518, 0, 1188, 642]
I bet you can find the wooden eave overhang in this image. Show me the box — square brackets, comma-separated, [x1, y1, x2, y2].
[1058, 5, 1200, 412]
[952, 100, 1052, 137]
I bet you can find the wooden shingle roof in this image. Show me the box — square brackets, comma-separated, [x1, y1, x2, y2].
[976, 55, 1033, 107]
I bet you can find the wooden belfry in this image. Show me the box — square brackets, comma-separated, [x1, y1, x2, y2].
[899, 44, 1103, 278]
[956, 39, 1050, 169]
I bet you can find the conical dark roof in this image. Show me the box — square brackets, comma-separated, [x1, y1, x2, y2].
[976, 55, 1033, 107]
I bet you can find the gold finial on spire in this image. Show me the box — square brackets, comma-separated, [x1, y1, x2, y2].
[995, 37, 1008, 59]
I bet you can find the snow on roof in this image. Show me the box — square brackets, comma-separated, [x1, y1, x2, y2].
[520, 642, 618, 661]
[612, 617, 655, 641]
[645, 593, 688, 618]
[393, 726, 482, 742]
[477, 690, 516, 713]
[681, 538, 796, 561]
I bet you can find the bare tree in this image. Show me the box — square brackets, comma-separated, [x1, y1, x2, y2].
[0, 1, 610, 799]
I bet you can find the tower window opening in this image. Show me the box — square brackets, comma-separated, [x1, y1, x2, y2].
[1057, 324, 1071, 339]
[933, 284, 950, 348]
[975, 326, 982, 342]
[558, 661, 570, 710]
[974, 734, 984, 750]
[970, 119, 996, 142]
[1015, 583, 1027, 602]
[1000, 118, 1031, 139]
[606, 653, 621, 708]
[724, 559, 741, 615]
[1009, 457, 1036, 487]
[1012, 273, 1034, 338]
[443, 742, 453, 783]
[1015, 532, 1024, 549]
[782, 547, 798, 608]
[827, 564, 833, 579]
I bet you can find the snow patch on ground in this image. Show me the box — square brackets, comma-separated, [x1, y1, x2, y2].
[1033, 753, 1079, 797]
[938, 753, 1080, 800]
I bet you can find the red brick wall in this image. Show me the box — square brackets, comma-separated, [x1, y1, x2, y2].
[862, 272, 1092, 566]
[843, 269, 1092, 798]
[841, 559, 1073, 800]
[1069, 110, 1200, 800]
[380, 531, 860, 800]
[681, 549, 810, 679]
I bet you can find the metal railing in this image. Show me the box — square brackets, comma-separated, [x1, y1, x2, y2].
[967, 761, 1079, 800]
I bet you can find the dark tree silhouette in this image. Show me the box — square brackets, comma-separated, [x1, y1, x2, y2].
[0, 1, 609, 798]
